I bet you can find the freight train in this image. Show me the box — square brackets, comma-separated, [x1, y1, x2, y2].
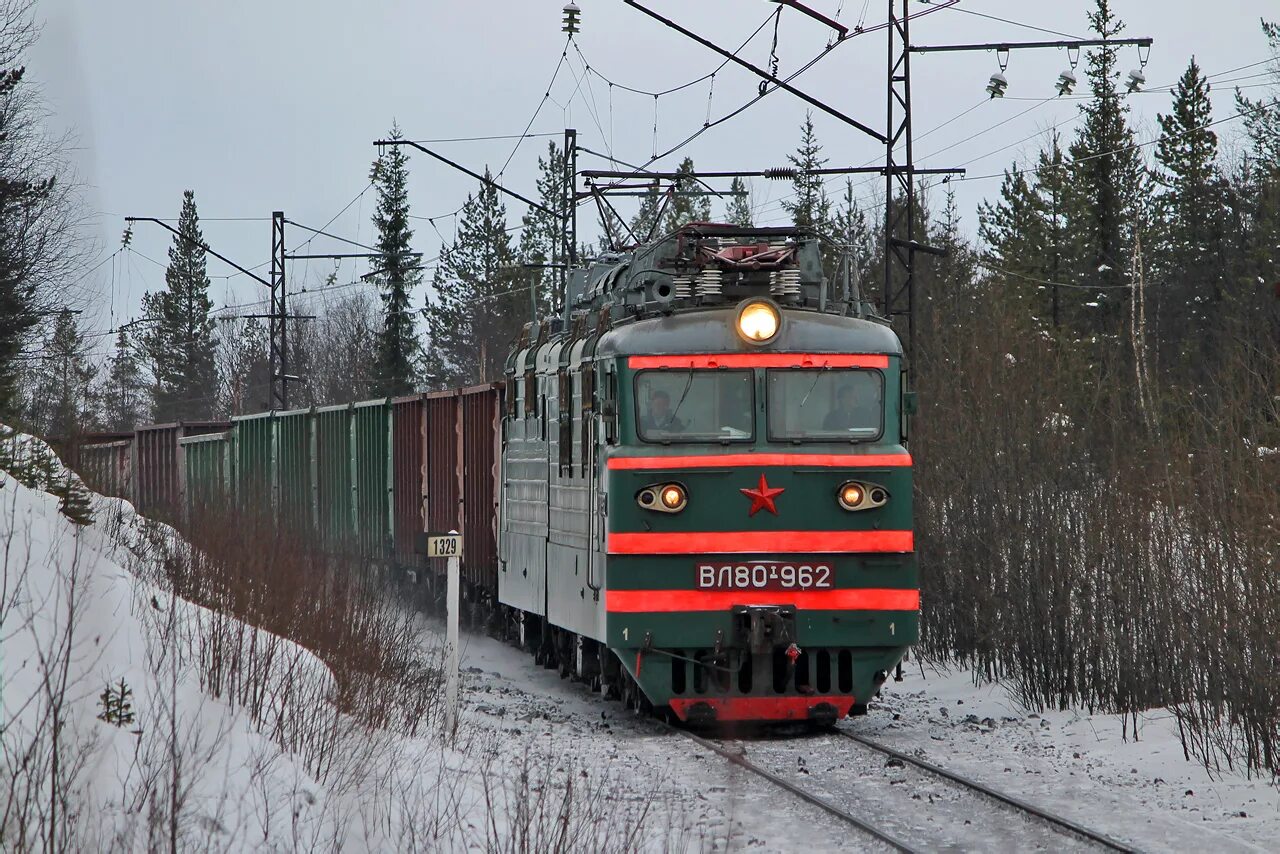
[78, 223, 919, 725]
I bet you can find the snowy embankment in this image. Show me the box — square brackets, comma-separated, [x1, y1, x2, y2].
[0, 429, 739, 852]
[1, 432, 334, 849]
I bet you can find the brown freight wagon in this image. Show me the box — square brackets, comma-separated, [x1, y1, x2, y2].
[418, 385, 502, 602]
[76, 432, 135, 500]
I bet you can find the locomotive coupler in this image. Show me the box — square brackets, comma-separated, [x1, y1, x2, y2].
[731, 605, 797, 655]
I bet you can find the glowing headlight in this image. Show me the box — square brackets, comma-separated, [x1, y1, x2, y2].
[736, 299, 780, 344]
[661, 485, 686, 509]
[638, 483, 688, 513]
[838, 481, 889, 511]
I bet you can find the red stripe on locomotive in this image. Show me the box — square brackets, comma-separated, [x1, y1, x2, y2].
[606, 530, 914, 554]
[606, 588, 920, 613]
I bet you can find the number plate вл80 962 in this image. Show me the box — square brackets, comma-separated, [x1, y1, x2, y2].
[696, 561, 833, 590]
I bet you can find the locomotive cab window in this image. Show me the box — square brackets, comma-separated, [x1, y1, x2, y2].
[634, 370, 754, 443]
[767, 369, 883, 442]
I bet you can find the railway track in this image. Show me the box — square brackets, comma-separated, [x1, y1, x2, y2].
[664, 721, 1138, 852]
[836, 730, 1136, 852]
[667, 723, 917, 852]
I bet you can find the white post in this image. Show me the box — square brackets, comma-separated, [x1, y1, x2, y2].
[444, 529, 460, 739]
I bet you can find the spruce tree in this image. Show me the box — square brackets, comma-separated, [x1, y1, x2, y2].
[662, 157, 712, 234]
[725, 177, 754, 227]
[423, 170, 521, 387]
[782, 112, 832, 233]
[1066, 0, 1149, 335]
[978, 164, 1049, 317]
[1152, 57, 1227, 367]
[517, 141, 566, 318]
[56, 474, 94, 526]
[99, 328, 147, 431]
[26, 310, 97, 438]
[370, 124, 422, 397]
[142, 190, 219, 421]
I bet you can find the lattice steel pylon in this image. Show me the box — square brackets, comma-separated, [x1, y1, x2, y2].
[269, 211, 288, 409]
[882, 0, 947, 367]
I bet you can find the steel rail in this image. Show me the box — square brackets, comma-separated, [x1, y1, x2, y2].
[838, 731, 1137, 852]
[664, 723, 919, 853]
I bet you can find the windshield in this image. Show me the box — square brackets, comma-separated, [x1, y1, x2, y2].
[634, 370, 754, 443]
[767, 369, 883, 442]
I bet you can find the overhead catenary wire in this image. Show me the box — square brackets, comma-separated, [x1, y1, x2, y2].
[951, 98, 1279, 185]
[927, 1, 1085, 41]
[495, 36, 572, 181]
[750, 52, 1280, 227]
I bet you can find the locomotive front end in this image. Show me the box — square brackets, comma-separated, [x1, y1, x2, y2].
[600, 305, 918, 724]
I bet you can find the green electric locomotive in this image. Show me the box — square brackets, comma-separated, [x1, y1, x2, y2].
[500, 223, 918, 724]
[78, 221, 918, 728]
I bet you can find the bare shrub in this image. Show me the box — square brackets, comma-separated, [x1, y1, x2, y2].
[140, 505, 444, 780]
[914, 275, 1280, 776]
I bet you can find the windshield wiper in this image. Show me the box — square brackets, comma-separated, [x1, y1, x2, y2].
[796, 369, 825, 411]
[667, 369, 696, 427]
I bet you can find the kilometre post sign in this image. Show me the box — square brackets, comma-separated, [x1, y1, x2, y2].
[425, 533, 462, 558]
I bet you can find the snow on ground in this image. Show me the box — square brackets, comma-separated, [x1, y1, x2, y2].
[857, 662, 1280, 852]
[5, 427, 1277, 851]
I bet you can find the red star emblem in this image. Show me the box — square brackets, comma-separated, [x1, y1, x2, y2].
[740, 473, 784, 516]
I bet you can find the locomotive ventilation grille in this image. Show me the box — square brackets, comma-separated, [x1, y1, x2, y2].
[668, 647, 855, 697]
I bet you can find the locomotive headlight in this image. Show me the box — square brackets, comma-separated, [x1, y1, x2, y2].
[838, 480, 888, 511]
[638, 483, 688, 513]
[736, 299, 780, 344]
[660, 485, 686, 510]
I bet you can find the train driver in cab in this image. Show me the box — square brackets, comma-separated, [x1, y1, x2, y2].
[823, 385, 860, 431]
[640, 389, 685, 434]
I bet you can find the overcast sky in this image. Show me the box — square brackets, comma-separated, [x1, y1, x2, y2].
[27, 0, 1278, 354]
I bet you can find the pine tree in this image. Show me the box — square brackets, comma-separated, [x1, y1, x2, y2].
[725, 177, 754, 227]
[370, 124, 422, 397]
[662, 157, 712, 234]
[1066, 0, 1149, 335]
[26, 310, 97, 438]
[142, 190, 219, 421]
[99, 329, 147, 431]
[1151, 57, 1227, 367]
[517, 141, 566, 318]
[423, 170, 521, 387]
[782, 112, 832, 233]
